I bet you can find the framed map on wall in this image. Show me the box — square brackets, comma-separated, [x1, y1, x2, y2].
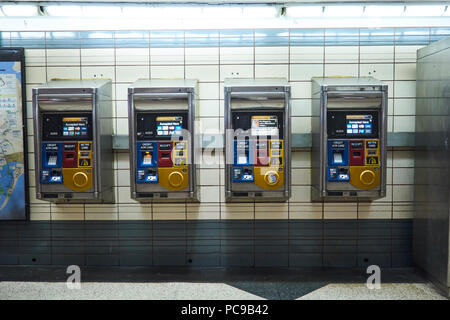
[0, 48, 28, 220]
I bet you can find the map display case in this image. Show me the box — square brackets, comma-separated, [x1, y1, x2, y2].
[0, 48, 27, 220]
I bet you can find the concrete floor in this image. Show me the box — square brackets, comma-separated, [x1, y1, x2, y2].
[0, 266, 448, 300]
[0, 281, 447, 300]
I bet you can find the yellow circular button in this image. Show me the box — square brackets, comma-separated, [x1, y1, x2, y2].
[73, 172, 88, 188]
[264, 171, 279, 186]
[168, 171, 184, 187]
[360, 170, 375, 185]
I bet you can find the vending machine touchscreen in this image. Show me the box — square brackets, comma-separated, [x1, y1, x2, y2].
[33, 80, 114, 203]
[129, 79, 199, 202]
[311, 77, 387, 200]
[224, 79, 291, 202]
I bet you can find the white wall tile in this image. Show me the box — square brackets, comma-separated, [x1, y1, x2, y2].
[118, 204, 151, 220]
[394, 98, 415, 115]
[220, 64, 253, 81]
[360, 46, 394, 63]
[324, 203, 357, 219]
[255, 46, 288, 64]
[290, 64, 323, 81]
[46, 49, 80, 66]
[291, 99, 311, 117]
[116, 65, 149, 82]
[25, 49, 46, 66]
[395, 45, 424, 63]
[358, 203, 391, 219]
[360, 63, 393, 80]
[393, 115, 415, 132]
[324, 64, 358, 77]
[187, 204, 220, 220]
[151, 47, 184, 65]
[220, 47, 253, 64]
[153, 203, 186, 220]
[393, 185, 414, 202]
[255, 64, 288, 78]
[221, 203, 254, 219]
[292, 117, 311, 134]
[47, 66, 81, 81]
[325, 46, 359, 63]
[185, 65, 219, 82]
[116, 48, 149, 65]
[255, 203, 288, 219]
[289, 203, 322, 219]
[26, 66, 46, 84]
[151, 65, 184, 79]
[185, 47, 219, 65]
[393, 168, 414, 185]
[395, 63, 416, 80]
[81, 66, 115, 82]
[290, 46, 324, 64]
[81, 48, 115, 65]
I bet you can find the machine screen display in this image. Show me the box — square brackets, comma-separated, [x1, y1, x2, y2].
[62, 117, 89, 137]
[251, 115, 279, 136]
[346, 115, 373, 135]
[136, 112, 187, 140]
[327, 110, 378, 139]
[42, 113, 93, 140]
[156, 116, 183, 136]
[232, 111, 284, 139]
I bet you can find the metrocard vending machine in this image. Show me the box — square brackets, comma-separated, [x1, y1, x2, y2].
[33, 80, 114, 203]
[224, 79, 291, 202]
[128, 79, 199, 202]
[311, 77, 387, 200]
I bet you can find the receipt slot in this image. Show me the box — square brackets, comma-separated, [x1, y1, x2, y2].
[224, 79, 291, 202]
[128, 79, 199, 202]
[311, 77, 387, 200]
[33, 80, 114, 203]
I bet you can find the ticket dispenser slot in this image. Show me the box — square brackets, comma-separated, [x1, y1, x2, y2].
[311, 77, 387, 201]
[224, 78, 291, 202]
[128, 79, 200, 202]
[33, 80, 114, 203]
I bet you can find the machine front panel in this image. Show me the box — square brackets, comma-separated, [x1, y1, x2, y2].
[135, 112, 189, 192]
[326, 110, 381, 192]
[40, 113, 94, 192]
[231, 111, 285, 191]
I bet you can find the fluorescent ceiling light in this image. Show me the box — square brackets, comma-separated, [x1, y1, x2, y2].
[2, 5, 38, 16]
[287, 6, 323, 17]
[404, 5, 445, 16]
[324, 6, 364, 17]
[45, 5, 83, 17]
[364, 5, 405, 17]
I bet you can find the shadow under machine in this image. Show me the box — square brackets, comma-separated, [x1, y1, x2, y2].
[311, 77, 388, 201]
[224, 78, 291, 202]
[128, 79, 200, 202]
[33, 80, 114, 203]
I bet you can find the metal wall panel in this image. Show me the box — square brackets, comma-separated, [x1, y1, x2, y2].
[414, 37, 450, 297]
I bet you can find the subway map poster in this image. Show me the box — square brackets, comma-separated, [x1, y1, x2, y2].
[0, 48, 27, 220]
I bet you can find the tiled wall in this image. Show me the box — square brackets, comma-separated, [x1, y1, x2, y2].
[1, 27, 448, 222]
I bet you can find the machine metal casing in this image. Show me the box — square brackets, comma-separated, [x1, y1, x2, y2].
[128, 79, 200, 202]
[224, 78, 291, 202]
[311, 77, 388, 201]
[33, 80, 114, 203]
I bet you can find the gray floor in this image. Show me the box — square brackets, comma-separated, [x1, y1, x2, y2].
[0, 281, 447, 300]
